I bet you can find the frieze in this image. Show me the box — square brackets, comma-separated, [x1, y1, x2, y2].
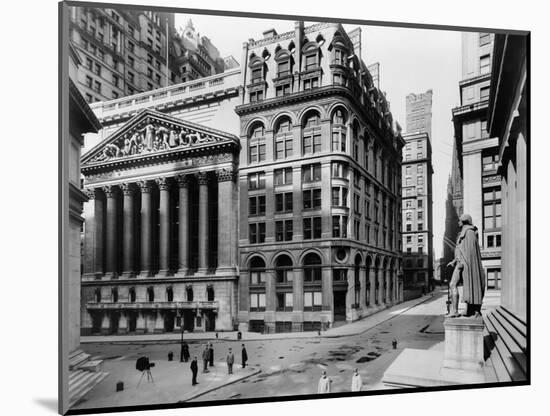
[89, 118, 227, 164]
[84, 152, 235, 184]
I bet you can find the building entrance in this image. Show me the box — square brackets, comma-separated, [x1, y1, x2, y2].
[204, 311, 216, 332]
[164, 312, 175, 332]
[182, 310, 195, 332]
[333, 290, 347, 321]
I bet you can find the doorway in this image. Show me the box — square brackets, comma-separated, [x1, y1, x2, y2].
[333, 290, 347, 321]
[204, 311, 216, 331]
[164, 312, 175, 332]
[182, 310, 195, 332]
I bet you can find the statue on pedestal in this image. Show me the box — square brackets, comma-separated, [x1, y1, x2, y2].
[446, 214, 485, 318]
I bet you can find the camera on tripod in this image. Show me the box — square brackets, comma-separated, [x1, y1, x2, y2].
[136, 356, 155, 386]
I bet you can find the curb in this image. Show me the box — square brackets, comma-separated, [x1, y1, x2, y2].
[81, 294, 440, 345]
[182, 368, 262, 402]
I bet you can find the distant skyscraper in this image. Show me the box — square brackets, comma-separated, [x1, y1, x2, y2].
[406, 89, 433, 139]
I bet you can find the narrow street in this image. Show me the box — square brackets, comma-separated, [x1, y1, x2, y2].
[78, 291, 446, 407]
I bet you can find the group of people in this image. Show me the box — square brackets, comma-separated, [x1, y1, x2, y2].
[189, 343, 249, 386]
[317, 369, 364, 393]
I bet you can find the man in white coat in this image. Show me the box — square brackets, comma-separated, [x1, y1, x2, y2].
[351, 368, 363, 391]
[317, 370, 332, 393]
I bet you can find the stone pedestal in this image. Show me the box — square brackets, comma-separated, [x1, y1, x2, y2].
[441, 316, 484, 380]
[383, 316, 486, 387]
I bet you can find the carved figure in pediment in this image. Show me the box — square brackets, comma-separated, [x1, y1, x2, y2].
[188, 132, 201, 144]
[103, 143, 121, 159]
[122, 138, 132, 156]
[140, 124, 156, 151]
[128, 132, 141, 155]
[168, 129, 178, 148]
[156, 127, 170, 150]
[178, 129, 190, 146]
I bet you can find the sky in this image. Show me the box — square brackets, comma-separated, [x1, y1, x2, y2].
[175, 13, 462, 259]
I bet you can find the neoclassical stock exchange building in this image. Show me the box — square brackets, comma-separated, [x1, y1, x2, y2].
[80, 22, 405, 335]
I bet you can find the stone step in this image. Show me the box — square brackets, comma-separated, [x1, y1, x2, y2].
[487, 312, 527, 374]
[79, 359, 104, 373]
[484, 312, 526, 381]
[493, 308, 527, 353]
[483, 326, 511, 382]
[69, 351, 91, 370]
[495, 306, 527, 341]
[68, 370, 108, 408]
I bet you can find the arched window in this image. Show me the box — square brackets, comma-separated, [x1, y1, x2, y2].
[147, 286, 154, 302]
[275, 255, 293, 284]
[302, 112, 321, 155]
[95, 288, 101, 303]
[186, 286, 194, 302]
[129, 287, 136, 303]
[249, 257, 266, 285]
[303, 253, 322, 282]
[166, 286, 174, 302]
[207, 285, 214, 301]
[352, 120, 360, 161]
[274, 117, 293, 160]
[248, 123, 266, 164]
[331, 109, 347, 152]
[112, 288, 118, 303]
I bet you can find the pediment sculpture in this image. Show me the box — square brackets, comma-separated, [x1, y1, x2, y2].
[90, 121, 222, 163]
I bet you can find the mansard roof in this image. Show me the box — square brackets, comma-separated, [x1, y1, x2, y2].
[81, 108, 240, 172]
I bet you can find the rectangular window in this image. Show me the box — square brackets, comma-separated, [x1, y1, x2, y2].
[303, 217, 322, 239]
[331, 187, 348, 207]
[251, 67, 262, 83]
[249, 195, 266, 216]
[275, 193, 293, 213]
[275, 135, 293, 159]
[480, 86, 490, 100]
[276, 83, 291, 97]
[303, 132, 321, 154]
[274, 168, 292, 186]
[250, 293, 266, 311]
[332, 215, 348, 238]
[249, 223, 266, 244]
[275, 220, 293, 242]
[480, 54, 491, 75]
[302, 164, 321, 183]
[304, 292, 322, 311]
[303, 188, 322, 210]
[479, 33, 491, 46]
[418, 199, 423, 208]
[248, 172, 266, 190]
[277, 60, 290, 76]
[483, 154, 499, 171]
[305, 54, 317, 70]
[94, 80, 101, 93]
[418, 222, 423, 231]
[277, 293, 293, 311]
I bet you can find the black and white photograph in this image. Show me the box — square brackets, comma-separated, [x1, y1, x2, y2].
[56, 0, 530, 414]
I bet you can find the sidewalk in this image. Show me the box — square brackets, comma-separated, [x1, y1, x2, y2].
[81, 293, 440, 345]
[72, 358, 260, 410]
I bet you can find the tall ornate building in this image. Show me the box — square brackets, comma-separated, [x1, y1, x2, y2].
[401, 131, 433, 293]
[451, 32, 502, 291]
[68, 6, 229, 103]
[79, 22, 405, 335]
[406, 90, 433, 140]
[235, 22, 404, 333]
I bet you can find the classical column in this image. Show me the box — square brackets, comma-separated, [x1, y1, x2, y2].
[103, 185, 118, 278]
[197, 172, 209, 272]
[216, 167, 235, 272]
[121, 183, 135, 278]
[369, 266, 376, 307]
[386, 267, 392, 304]
[292, 266, 304, 332]
[156, 177, 171, 276]
[378, 267, 385, 305]
[176, 174, 189, 275]
[83, 188, 104, 279]
[359, 266, 367, 310]
[138, 181, 152, 277]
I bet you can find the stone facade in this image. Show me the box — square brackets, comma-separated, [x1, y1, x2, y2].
[405, 90, 433, 140]
[450, 32, 502, 291]
[235, 22, 405, 332]
[80, 109, 240, 334]
[487, 34, 528, 321]
[401, 132, 434, 291]
[80, 21, 405, 335]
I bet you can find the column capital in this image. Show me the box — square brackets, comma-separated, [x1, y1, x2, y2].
[216, 167, 236, 182]
[155, 177, 171, 191]
[196, 171, 210, 185]
[175, 174, 190, 188]
[102, 185, 117, 198]
[137, 180, 152, 193]
[120, 183, 135, 196]
[84, 187, 97, 199]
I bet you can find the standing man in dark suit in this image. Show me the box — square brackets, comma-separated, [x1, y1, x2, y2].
[208, 342, 214, 367]
[190, 356, 199, 386]
[202, 344, 210, 373]
[241, 344, 248, 368]
[226, 348, 235, 374]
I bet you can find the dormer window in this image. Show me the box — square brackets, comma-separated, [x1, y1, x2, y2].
[251, 66, 263, 83]
[305, 53, 318, 70]
[333, 48, 346, 65]
[278, 60, 290, 77]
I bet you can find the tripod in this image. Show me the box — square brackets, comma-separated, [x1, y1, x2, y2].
[137, 368, 155, 386]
